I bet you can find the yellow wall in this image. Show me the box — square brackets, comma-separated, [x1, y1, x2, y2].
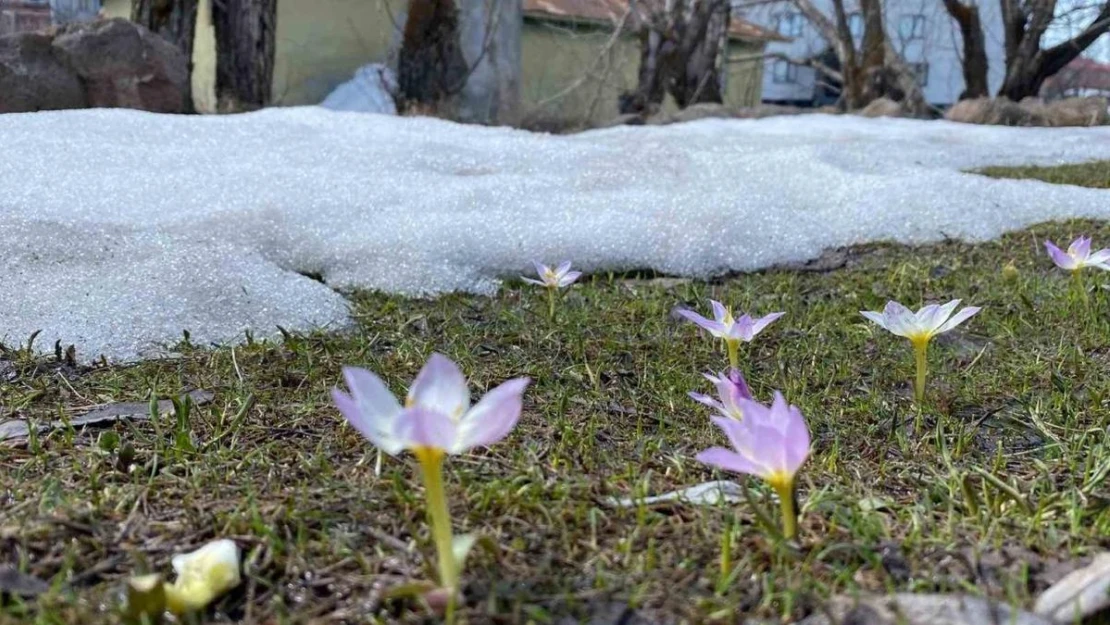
[520, 17, 765, 129]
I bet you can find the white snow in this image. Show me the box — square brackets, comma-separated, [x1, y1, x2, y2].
[319, 64, 398, 115]
[1, 108, 1109, 362]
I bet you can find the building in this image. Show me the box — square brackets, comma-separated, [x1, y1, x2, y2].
[520, 0, 782, 127]
[739, 0, 1007, 107]
[1042, 56, 1110, 99]
[101, 0, 778, 124]
[0, 0, 98, 35]
[0, 0, 52, 35]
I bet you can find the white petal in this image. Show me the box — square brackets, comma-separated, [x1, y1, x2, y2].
[407, 353, 471, 419]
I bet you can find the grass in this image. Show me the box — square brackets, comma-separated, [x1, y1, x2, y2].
[978, 160, 1110, 189]
[2, 172, 1110, 623]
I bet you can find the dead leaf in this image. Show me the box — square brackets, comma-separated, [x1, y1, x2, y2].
[0, 389, 214, 442]
[603, 480, 743, 508]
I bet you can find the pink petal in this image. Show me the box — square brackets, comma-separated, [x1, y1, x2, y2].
[395, 407, 458, 450]
[709, 300, 729, 324]
[731, 314, 755, 341]
[750, 312, 785, 336]
[331, 387, 404, 455]
[1068, 236, 1091, 260]
[678, 309, 726, 337]
[880, 301, 917, 338]
[696, 447, 762, 477]
[407, 353, 470, 418]
[936, 306, 980, 334]
[558, 271, 582, 287]
[860, 310, 888, 331]
[555, 261, 573, 275]
[689, 391, 725, 413]
[1045, 240, 1077, 270]
[455, 377, 530, 452]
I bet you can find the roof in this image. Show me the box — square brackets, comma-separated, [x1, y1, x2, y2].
[522, 0, 787, 42]
[1044, 57, 1110, 93]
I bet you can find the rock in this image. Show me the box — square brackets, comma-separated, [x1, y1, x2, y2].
[596, 113, 645, 128]
[648, 102, 738, 125]
[858, 97, 905, 118]
[944, 97, 1048, 127]
[50, 18, 190, 113]
[798, 594, 1053, 625]
[1034, 553, 1110, 624]
[1043, 96, 1110, 127]
[320, 63, 398, 114]
[733, 103, 814, 118]
[0, 32, 87, 113]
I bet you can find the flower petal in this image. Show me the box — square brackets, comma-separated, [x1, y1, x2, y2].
[731, 314, 756, 341]
[558, 271, 582, 287]
[880, 301, 918, 338]
[1087, 248, 1110, 268]
[1068, 236, 1091, 260]
[407, 353, 470, 418]
[689, 391, 725, 411]
[454, 377, 530, 453]
[1045, 240, 1077, 270]
[555, 260, 573, 276]
[678, 309, 726, 337]
[696, 447, 763, 477]
[936, 305, 980, 334]
[860, 310, 888, 331]
[532, 260, 549, 277]
[923, 300, 961, 333]
[521, 277, 547, 286]
[750, 312, 785, 337]
[333, 367, 404, 455]
[710, 300, 730, 324]
[396, 407, 458, 451]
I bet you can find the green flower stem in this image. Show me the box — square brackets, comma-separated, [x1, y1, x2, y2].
[772, 480, 798, 540]
[1072, 269, 1089, 307]
[547, 287, 557, 321]
[727, 339, 740, 370]
[416, 447, 458, 623]
[913, 339, 929, 405]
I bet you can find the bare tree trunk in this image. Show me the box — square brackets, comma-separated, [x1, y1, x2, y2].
[623, 0, 732, 113]
[941, 0, 989, 99]
[398, 0, 469, 115]
[132, 0, 198, 60]
[211, 0, 277, 111]
[998, 0, 1110, 100]
[132, 0, 198, 111]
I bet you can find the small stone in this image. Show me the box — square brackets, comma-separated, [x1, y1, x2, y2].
[798, 594, 1052, 625]
[1034, 553, 1110, 624]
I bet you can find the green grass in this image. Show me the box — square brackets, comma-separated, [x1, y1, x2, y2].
[978, 160, 1110, 189]
[3, 219, 1110, 621]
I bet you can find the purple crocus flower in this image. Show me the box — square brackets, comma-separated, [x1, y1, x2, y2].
[1045, 236, 1110, 271]
[697, 391, 810, 538]
[678, 300, 784, 343]
[332, 353, 530, 455]
[678, 300, 784, 368]
[523, 261, 582, 289]
[689, 368, 753, 420]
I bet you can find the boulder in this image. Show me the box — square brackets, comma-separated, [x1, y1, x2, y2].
[51, 18, 191, 113]
[944, 97, 1048, 126]
[1043, 96, 1110, 127]
[1034, 553, 1110, 624]
[858, 97, 905, 118]
[0, 32, 87, 113]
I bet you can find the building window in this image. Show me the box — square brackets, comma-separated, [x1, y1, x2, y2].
[898, 14, 926, 40]
[775, 12, 804, 37]
[909, 62, 929, 86]
[848, 12, 863, 38]
[772, 60, 798, 84]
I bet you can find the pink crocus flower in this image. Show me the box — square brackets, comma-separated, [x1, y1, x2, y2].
[689, 368, 753, 420]
[678, 300, 785, 368]
[697, 391, 810, 539]
[860, 300, 980, 404]
[332, 353, 530, 456]
[332, 353, 529, 616]
[522, 261, 582, 289]
[1045, 236, 1110, 272]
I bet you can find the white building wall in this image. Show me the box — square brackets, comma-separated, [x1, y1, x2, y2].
[738, 0, 1006, 106]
